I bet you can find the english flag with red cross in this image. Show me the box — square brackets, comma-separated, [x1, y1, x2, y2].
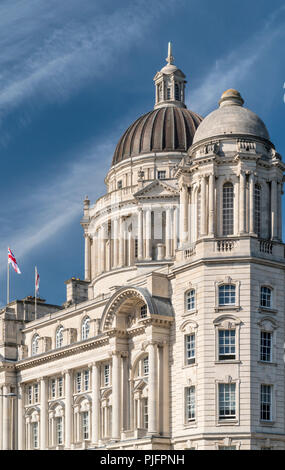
[8, 247, 21, 274]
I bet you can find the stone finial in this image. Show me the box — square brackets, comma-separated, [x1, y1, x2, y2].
[166, 41, 174, 65]
[219, 89, 244, 108]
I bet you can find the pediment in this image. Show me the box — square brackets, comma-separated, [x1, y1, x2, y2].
[134, 180, 179, 200]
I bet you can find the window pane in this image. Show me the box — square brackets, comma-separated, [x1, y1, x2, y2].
[185, 386, 195, 421]
[260, 287, 272, 308]
[219, 285, 236, 306]
[219, 383, 236, 420]
[186, 289, 195, 311]
[223, 183, 234, 235]
[260, 385, 272, 421]
[219, 330, 236, 360]
[185, 334, 195, 365]
[260, 331, 272, 362]
[254, 185, 261, 237]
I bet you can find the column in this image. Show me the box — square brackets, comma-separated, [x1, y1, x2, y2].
[128, 230, 133, 266]
[162, 341, 170, 435]
[2, 384, 9, 450]
[113, 218, 119, 268]
[17, 385, 23, 450]
[91, 363, 100, 445]
[277, 182, 282, 241]
[165, 207, 172, 259]
[200, 176, 207, 236]
[91, 237, 96, 279]
[118, 217, 125, 267]
[147, 342, 158, 435]
[173, 207, 178, 251]
[137, 208, 143, 260]
[249, 173, 255, 234]
[40, 378, 47, 450]
[65, 370, 72, 449]
[145, 208, 152, 260]
[239, 172, 246, 234]
[112, 352, 121, 440]
[179, 184, 189, 246]
[97, 227, 102, 274]
[209, 173, 215, 236]
[84, 234, 91, 281]
[271, 179, 278, 240]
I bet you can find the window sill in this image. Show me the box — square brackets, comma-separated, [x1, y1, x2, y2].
[182, 363, 197, 369]
[215, 306, 240, 312]
[259, 420, 275, 427]
[184, 421, 197, 428]
[258, 307, 278, 315]
[215, 360, 241, 365]
[217, 419, 238, 426]
[182, 309, 197, 317]
[257, 361, 277, 367]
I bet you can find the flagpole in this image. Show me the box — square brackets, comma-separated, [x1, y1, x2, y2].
[35, 266, 37, 320]
[7, 257, 9, 305]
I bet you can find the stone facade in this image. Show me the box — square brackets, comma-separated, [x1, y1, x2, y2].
[0, 46, 285, 450]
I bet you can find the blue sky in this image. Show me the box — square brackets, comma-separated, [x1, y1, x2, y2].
[0, 0, 284, 306]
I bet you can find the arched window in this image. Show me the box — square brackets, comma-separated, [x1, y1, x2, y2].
[223, 182, 234, 235]
[218, 284, 236, 306]
[254, 184, 261, 237]
[185, 289, 196, 312]
[175, 83, 180, 101]
[56, 326, 64, 349]
[260, 286, 272, 308]
[31, 334, 39, 356]
[81, 317, 90, 340]
[167, 87, 171, 100]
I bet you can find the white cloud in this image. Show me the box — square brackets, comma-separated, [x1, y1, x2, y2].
[188, 6, 285, 115]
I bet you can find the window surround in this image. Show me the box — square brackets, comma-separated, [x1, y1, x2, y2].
[260, 384, 275, 425]
[215, 378, 240, 426]
[257, 317, 278, 365]
[184, 385, 196, 426]
[213, 315, 241, 363]
[215, 278, 241, 312]
[182, 283, 198, 317]
[180, 320, 198, 368]
[258, 283, 277, 314]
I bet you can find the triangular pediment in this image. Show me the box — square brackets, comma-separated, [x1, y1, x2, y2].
[134, 180, 179, 200]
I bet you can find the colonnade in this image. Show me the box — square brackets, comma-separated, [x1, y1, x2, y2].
[9, 341, 168, 450]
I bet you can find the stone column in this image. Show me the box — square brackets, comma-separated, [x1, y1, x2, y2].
[2, 384, 9, 450]
[112, 352, 121, 440]
[84, 234, 91, 281]
[200, 176, 207, 236]
[209, 174, 215, 236]
[91, 237, 96, 279]
[271, 179, 278, 240]
[17, 384, 23, 450]
[91, 363, 100, 445]
[119, 217, 125, 267]
[147, 342, 158, 435]
[179, 184, 188, 246]
[128, 230, 133, 266]
[145, 208, 152, 260]
[239, 172, 246, 234]
[277, 182, 282, 241]
[249, 173, 255, 235]
[40, 378, 47, 450]
[65, 370, 72, 449]
[173, 207, 178, 251]
[165, 207, 172, 259]
[162, 341, 170, 435]
[137, 208, 143, 260]
[113, 218, 119, 268]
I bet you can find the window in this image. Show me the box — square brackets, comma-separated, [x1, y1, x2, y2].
[219, 446, 236, 450]
[51, 379, 56, 399]
[76, 372, 82, 393]
[117, 180, 122, 189]
[84, 370, 90, 391]
[157, 170, 166, 180]
[219, 383, 236, 420]
[34, 383, 39, 403]
[219, 330, 236, 360]
[56, 326, 64, 349]
[28, 386, 33, 405]
[58, 377, 63, 397]
[143, 357, 149, 376]
[260, 286, 272, 309]
[260, 331, 272, 362]
[167, 87, 171, 100]
[185, 386, 195, 422]
[104, 364, 110, 387]
[82, 411, 89, 440]
[140, 304, 147, 318]
[82, 317, 90, 340]
[185, 334, 195, 365]
[254, 184, 261, 237]
[31, 334, 39, 356]
[260, 385, 272, 421]
[186, 289, 195, 311]
[175, 83, 180, 101]
[56, 417, 63, 445]
[143, 398, 148, 429]
[32, 422, 39, 449]
[223, 183, 234, 235]
[218, 284, 236, 306]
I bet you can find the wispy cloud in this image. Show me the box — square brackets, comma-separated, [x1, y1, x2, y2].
[0, 0, 175, 123]
[188, 5, 285, 115]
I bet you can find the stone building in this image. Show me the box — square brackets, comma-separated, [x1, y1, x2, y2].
[0, 44, 285, 450]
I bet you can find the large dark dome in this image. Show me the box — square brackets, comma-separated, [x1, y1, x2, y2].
[112, 106, 203, 167]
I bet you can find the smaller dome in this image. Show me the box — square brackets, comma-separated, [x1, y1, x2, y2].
[193, 90, 271, 145]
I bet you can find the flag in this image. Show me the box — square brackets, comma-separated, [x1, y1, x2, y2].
[8, 247, 21, 274]
[35, 266, 40, 295]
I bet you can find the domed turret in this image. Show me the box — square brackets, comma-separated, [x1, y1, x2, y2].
[192, 89, 271, 145]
